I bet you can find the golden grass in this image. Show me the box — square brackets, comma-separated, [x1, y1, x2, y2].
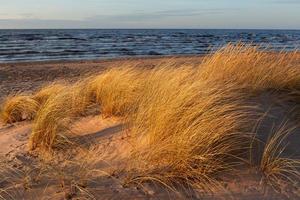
[33, 82, 67, 105]
[123, 45, 299, 191]
[1, 44, 299, 195]
[29, 81, 95, 150]
[125, 71, 256, 192]
[89, 67, 146, 117]
[0, 95, 39, 124]
[0, 83, 67, 124]
[29, 88, 75, 150]
[28, 67, 145, 149]
[260, 123, 300, 190]
[198, 45, 300, 92]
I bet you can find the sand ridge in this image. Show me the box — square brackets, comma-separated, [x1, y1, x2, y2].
[0, 53, 300, 199]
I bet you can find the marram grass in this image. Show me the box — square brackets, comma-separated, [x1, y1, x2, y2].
[0, 94, 39, 123]
[0, 44, 299, 194]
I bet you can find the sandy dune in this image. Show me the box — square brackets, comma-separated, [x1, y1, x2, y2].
[0, 115, 183, 199]
[0, 56, 299, 199]
[1, 114, 298, 199]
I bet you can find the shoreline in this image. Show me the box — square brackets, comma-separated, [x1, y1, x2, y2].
[1, 51, 299, 99]
[0, 54, 202, 66]
[0, 54, 204, 68]
[0, 55, 203, 99]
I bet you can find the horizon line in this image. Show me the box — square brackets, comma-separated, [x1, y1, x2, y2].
[0, 28, 300, 31]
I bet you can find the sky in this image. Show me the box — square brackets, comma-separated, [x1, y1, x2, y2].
[0, 0, 300, 29]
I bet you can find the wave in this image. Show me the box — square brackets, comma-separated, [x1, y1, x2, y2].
[0, 29, 299, 62]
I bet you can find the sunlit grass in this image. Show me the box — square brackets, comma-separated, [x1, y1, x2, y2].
[260, 123, 300, 191]
[0, 44, 299, 196]
[0, 94, 39, 124]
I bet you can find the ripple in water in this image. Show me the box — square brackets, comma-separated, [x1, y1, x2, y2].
[0, 29, 299, 62]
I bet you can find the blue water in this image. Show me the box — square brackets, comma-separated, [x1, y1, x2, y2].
[0, 29, 299, 62]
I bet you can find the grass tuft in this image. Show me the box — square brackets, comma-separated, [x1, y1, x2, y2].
[0, 95, 39, 124]
[33, 82, 67, 105]
[89, 67, 145, 117]
[260, 123, 300, 190]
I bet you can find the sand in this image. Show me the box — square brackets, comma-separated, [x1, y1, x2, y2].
[0, 56, 299, 199]
[0, 57, 201, 200]
[0, 56, 201, 99]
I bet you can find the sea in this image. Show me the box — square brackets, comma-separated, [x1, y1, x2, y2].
[0, 29, 299, 63]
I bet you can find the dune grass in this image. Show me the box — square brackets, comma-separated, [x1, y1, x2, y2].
[29, 81, 95, 150]
[123, 45, 299, 191]
[33, 82, 67, 105]
[260, 123, 300, 190]
[0, 44, 299, 195]
[89, 67, 147, 117]
[198, 45, 300, 92]
[0, 83, 67, 124]
[0, 94, 39, 124]
[123, 67, 253, 192]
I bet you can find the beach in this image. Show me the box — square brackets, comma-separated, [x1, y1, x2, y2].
[1, 0, 300, 198]
[0, 49, 299, 199]
[0, 56, 201, 99]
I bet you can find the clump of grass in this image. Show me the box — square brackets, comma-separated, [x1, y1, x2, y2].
[29, 89, 74, 150]
[0, 83, 67, 124]
[126, 68, 256, 192]
[260, 123, 300, 190]
[89, 67, 145, 117]
[29, 81, 95, 150]
[198, 44, 300, 92]
[33, 82, 67, 105]
[124, 45, 300, 192]
[28, 67, 146, 150]
[0, 94, 39, 124]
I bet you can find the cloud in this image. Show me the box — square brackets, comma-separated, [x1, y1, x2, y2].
[19, 13, 35, 19]
[0, 13, 13, 19]
[86, 8, 233, 22]
[0, 13, 36, 20]
[0, 19, 84, 29]
[271, 0, 300, 4]
[145, 8, 227, 17]
[0, 8, 241, 28]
